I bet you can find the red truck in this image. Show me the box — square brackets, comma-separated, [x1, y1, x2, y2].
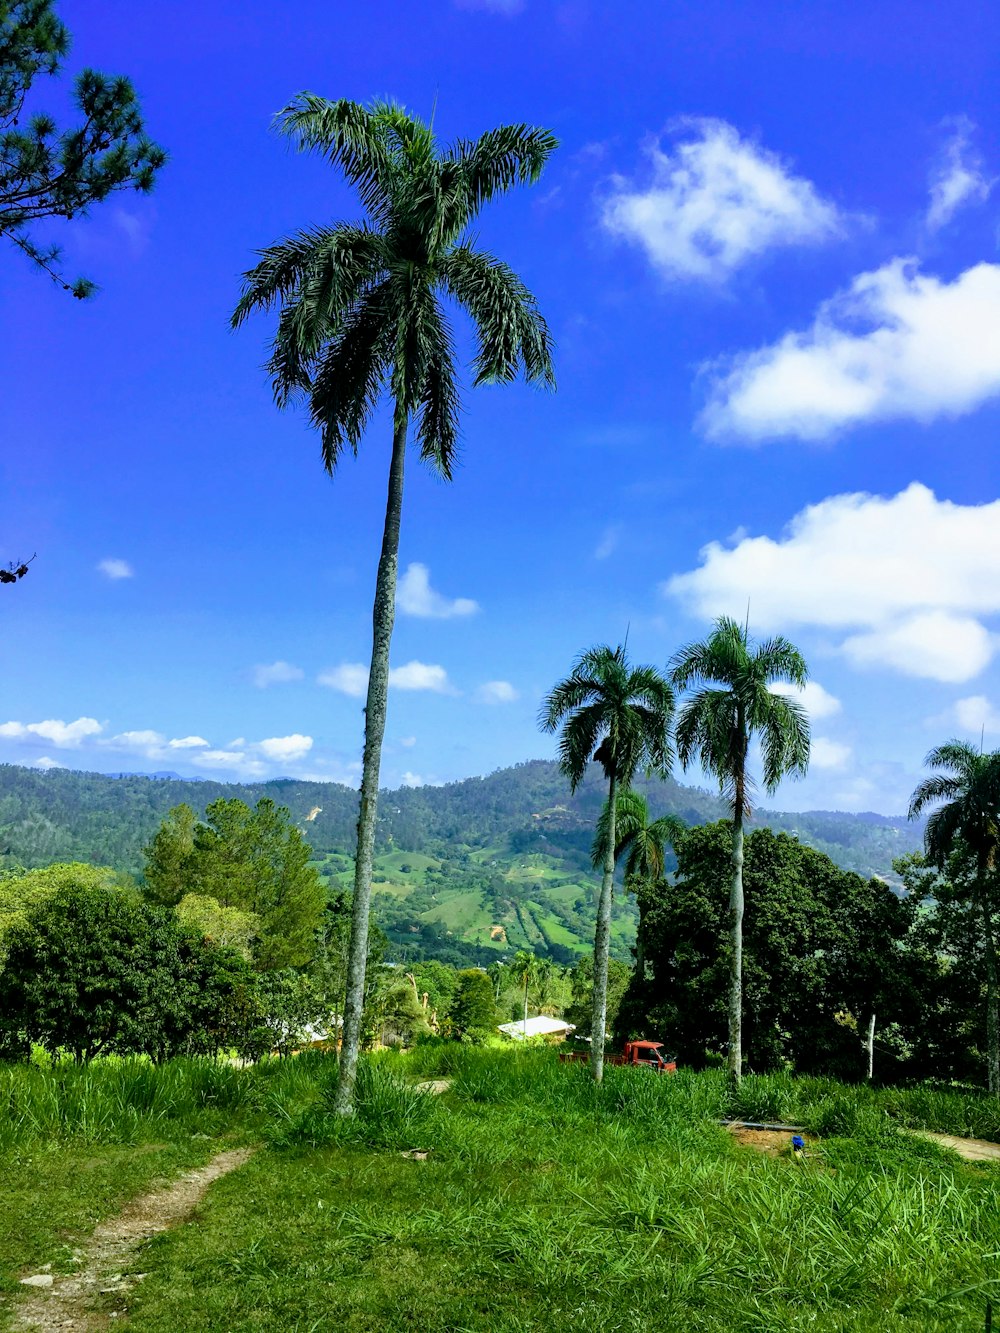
[559, 1039, 676, 1073]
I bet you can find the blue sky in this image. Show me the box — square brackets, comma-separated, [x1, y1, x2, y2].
[3, 0, 1000, 813]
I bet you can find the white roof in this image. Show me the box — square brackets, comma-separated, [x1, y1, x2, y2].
[498, 1016, 576, 1040]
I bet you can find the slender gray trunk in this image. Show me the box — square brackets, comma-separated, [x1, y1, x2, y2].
[634, 890, 646, 981]
[591, 771, 617, 1082]
[865, 1012, 875, 1082]
[333, 410, 407, 1115]
[523, 977, 529, 1026]
[728, 806, 744, 1086]
[981, 890, 1000, 1094]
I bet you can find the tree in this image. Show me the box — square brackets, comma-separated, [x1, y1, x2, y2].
[449, 968, 497, 1040]
[565, 953, 631, 1040]
[540, 645, 674, 1080]
[0, 878, 251, 1060]
[143, 798, 325, 970]
[909, 741, 1000, 1092]
[1, 0, 165, 296]
[510, 948, 537, 1025]
[0, 860, 135, 958]
[593, 788, 684, 980]
[671, 616, 809, 1085]
[233, 96, 555, 1113]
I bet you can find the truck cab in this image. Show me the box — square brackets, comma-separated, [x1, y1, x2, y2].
[623, 1040, 677, 1073]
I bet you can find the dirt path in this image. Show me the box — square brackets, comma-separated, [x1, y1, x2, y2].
[11, 1147, 255, 1332]
[907, 1130, 1000, 1162]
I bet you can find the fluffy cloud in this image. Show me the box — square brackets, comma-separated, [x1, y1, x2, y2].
[401, 771, 424, 787]
[593, 526, 620, 560]
[667, 483, 1000, 682]
[396, 563, 479, 619]
[603, 119, 843, 282]
[769, 680, 841, 720]
[930, 694, 1000, 736]
[927, 119, 993, 230]
[702, 259, 1000, 441]
[192, 749, 266, 778]
[476, 680, 520, 704]
[319, 659, 454, 695]
[97, 558, 133, 580]
[252, 661, 304, 688]
[256, 734, 313, 763]
[34, 756, 64, 770]
[810, 737, 852, 770]
[390, 661, 454, 693]
[168, 735, 209, 749]
[317, 663, 370, 698]
[0, 717, 103, 747]
[399, 736, 417, 748]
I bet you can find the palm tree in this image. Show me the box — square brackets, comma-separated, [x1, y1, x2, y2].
[909, 741, 1000, 1093]
[593, 788, 685, 980]
[511, 948, 537, 1027]
[540, 645, 674, 1080]
[671, 617, 809, 1085]
[233, 97, 556, 1113]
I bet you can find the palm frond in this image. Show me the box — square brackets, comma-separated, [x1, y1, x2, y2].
[277, 95, 398, 224]
[447, 123, 558, 218]
[440, 246, 555, 388]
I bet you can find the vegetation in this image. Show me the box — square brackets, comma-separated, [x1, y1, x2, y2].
[233, 96, 556, 1115]
[671, 616, 810, 1084]
[1, 0, 165, 296]
[541, 645, 674, 1080]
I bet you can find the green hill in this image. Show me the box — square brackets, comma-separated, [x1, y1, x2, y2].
[0, 761, 923, 966]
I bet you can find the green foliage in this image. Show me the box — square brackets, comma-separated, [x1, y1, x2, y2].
[449, 968, 497, 1040]
[0, 878, 254, 1060]
[564, 952, 630, 1037]
[144, 798, 325, 970]
[175, 893, 260, 959]
[628, 822, 926, 1076]
[0, 859, 134, 956]
[0, 0, 166, 295]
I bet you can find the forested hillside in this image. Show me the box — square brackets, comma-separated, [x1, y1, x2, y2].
[0, 761, 922, 966]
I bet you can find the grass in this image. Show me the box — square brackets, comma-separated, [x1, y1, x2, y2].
[4, 1050, 1000, 1330]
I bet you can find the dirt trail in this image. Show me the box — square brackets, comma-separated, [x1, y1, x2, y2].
[11, 1147, 255, 1332]
[907, 1130, 1000, 1162]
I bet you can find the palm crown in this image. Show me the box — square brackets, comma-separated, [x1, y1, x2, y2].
[232, 96, 556, 475]
[671, 616, 810, 812]
[909, 741, 1000, 873]
[592, 787, 685, 884]
[540, 645, 674, 791]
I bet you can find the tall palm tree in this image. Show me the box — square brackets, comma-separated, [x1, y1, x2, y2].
[540, 645, 674, 1080]
[511, 948, 537, 1026]
[593, 788, 685, 979]
[909, 741, 1000, 1093]
[233, 97, 555, 1113]
[671, 617, 809, 1084]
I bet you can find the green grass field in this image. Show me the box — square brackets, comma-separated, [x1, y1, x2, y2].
[4, 1050, 1000, 1331]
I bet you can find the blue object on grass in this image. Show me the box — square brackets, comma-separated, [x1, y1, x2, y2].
[792, 1135, 805, 1151]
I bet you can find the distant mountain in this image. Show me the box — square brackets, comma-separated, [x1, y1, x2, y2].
[0, 760, 924, 966]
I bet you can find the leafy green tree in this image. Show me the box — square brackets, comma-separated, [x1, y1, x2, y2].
[0, 879, 250, 1060]
[143, 798, 325, 971]
[564, 953, 630, 1041]
[233, 96, 555, 1114]
[0, 860, 134, 958]
[671, 617, 809, 1084]
[175, 893, 260, 959]
[594, 788, 684, 979]
[541, 644, 674, 1080]
[1, 0, 165, 296]
[449, 968, 497, 1040]
[909, 742, 1000, 1092]
[632, 823, 918, 1076]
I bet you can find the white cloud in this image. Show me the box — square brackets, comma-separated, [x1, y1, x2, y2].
[810, 737, 852, 770]
[667, 482, 1000, 682]
[401, 771, 424, 787]
[702, 259, 1000, 441]
[400, 736, 417, 748]
[192, 749, 266, 778]
[594, 526, 620, 560]
[252, 661, 304, 688]
[0, 717, 103, 747]
[396, 563, 479, 619]
[168, 735, 209, 749]
[109, 729, 165, 750]
[603, 118, 843, 282]
[390, 661, 454, 693]
[97, 558, 133, 580]
[318, 663, 370, 698]
[770, 680, 842, 720]
[34, 756, 64, 770]
[476, 680, 520, 704]
[257, 734, 313, 763]
[928, 118, 993, 231]
[931, 694, 1000, 736]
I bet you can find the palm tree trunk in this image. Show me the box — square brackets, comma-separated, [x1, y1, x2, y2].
[591, 771, 617, 1082]
[865, 1012, 875, 1082]
[981, 891, 1000, 1094]
[728, 805, 744, 1086]
[333, 408, 407, 1115]
[635, 889, 646, 980]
